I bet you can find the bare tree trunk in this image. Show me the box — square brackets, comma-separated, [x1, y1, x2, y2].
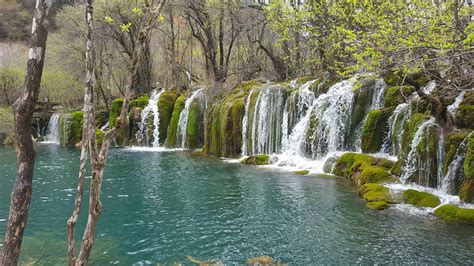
[67, 1, 166, 265]
[1, 1, 51, 265]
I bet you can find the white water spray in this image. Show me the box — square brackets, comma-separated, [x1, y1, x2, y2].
[136, 89, 164, 147]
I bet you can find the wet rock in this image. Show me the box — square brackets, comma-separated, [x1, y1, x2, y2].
[434, 204, 474, 225]
[323, 156, 337, 173]
[402, 189, 440, 208]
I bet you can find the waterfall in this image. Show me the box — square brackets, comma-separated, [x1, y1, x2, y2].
[251, 84, 285, 154]
[447, 90, 466, 118]
[241, 90, 253, 156]
[136, 89, 164, 147]
[281, 80, 316, 151]
[177, 88, 204, 148]
[100, 121, 109, 131]
[282, 79, 355, 158]
[44, 113, 61, 144]
[381, 103, 410, 155]
[399, 117, 436, 182]
[422, 80, 436, 95]
[440, 135, 469, 194]
[371, 79, 386, 110]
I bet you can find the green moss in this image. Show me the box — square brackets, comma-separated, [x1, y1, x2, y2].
[434, 204, 474, 225]
[186, 100, 204, 149]
[294, 170, 310, 175]
[241, 154, 270, 165]
[459, 133, 474, 203]
[455, 106, 474, 130]
[158, 91, 178, 145]
[333, 152, 374, 177]
[402, 189, 440, 208]
[357, 166, 392, 186]
[358, 183, 394, 203]
[71, 111, 84, 144]
[109, 98, 124, 128]
[399, 113, 428, 158]
[95, 129, 104, 147]
[367, 201, 390, 210]
[129, 95, 149, 109]
[59, 112, 84, 146]
[165, 96, 185, 148]
[443, 132, 468, 175]
[361, 108, 393, 153]
[383, 86, 415, 108]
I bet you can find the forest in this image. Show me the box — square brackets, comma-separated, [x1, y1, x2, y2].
[0, 0, 473, 265]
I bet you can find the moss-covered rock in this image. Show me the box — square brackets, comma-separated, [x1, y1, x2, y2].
[455, 91, 474, 130]
[185, 99, 204, 149]
[165, 96, 185, 148]
[397, 113, 429, 177]
[383, 86, 415, 108]
[415, 124, 440, 187]
[129, 95, 149, 109]
[204, 81, 260, 157]
[367, 201, 390, 210]
[158, 90, 178, 145]
[109, 98, 123, 128]
[333, 152, 374, 177]
[443, 132, 469, 175]
[361, 108, 393, 153]
[356, 166, 394, 186]
[434, 204, 474, 225]
[350, 77, 379, 136]
[402, 189, 440, 208]
[358, 183, 395, 203]
[459, 133, 474, 203]
[294, 170, 310, 175]
[59, 112, 83, 146]
[241, 154, 270, 165]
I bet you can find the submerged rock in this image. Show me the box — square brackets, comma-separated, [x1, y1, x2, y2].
[402, 189, 440, 208]
[434, 204, 474, 225]
[294, 170, 309, 175]
[241, 154, 270, 165]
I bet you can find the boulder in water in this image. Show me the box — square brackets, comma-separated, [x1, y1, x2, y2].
[323, 156, 337, 173]
[241, 154, 270, 165]
[367, 201, 390, 210]
[434, 204, 474, 225]
[358, 183, 395, 207]
[294, 170, 309, 175]
[402, 189, 440, 208]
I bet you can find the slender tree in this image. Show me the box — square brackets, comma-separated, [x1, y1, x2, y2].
[67, 0, 167, 265]
[1, 0, 52, 265]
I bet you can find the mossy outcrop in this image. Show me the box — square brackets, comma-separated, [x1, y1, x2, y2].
[402, 189, 440, 208]
[158, 90, 178, 145]
[358, 183, 395, 210]
[205, 82, 260, 157]
[165, 96, 185, 148]
[455, 91, 474, 130]
[383, 86, 415, 108]
[434, 204, 474, 225]
[361, 108, 393, 153]
[443, 132, 469, 175]
[415, 123, 440, 187]
[241, 154, 270, 165]
[95, 129, 104, 147]
[60, 112, 84, 146]
[459, 133, 474, 203]
[185, 99, 204, 149]
[350, 76, 380, 138]
[109, 98, 124, 128]
[129, 95, 149, 109]
[332, 152, 396, 186]
[294, 170, 310, 175]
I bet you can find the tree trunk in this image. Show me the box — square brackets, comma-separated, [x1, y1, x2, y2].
[1, 0, 51, 265]
[67, 1, 166, 265]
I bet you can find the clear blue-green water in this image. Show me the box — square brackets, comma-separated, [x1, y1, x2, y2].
[0, 145, 473, 265]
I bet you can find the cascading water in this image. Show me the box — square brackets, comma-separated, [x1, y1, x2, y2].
[381, 103, 409, 155]
[136, 89, 164, 147]
[100, 121, 109, 131]
[44, 113, 61, 144]
[399, 117, 437, 182]
[447, 90, 466, 118]
[241, 89, 253, 156]
[440, 135, 470, 194]
[177, 88, 204, 148]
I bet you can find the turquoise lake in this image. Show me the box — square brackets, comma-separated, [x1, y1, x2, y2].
[0, 144, 473, 264]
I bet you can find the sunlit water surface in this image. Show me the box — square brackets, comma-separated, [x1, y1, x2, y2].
[0, 145, 473, 265]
